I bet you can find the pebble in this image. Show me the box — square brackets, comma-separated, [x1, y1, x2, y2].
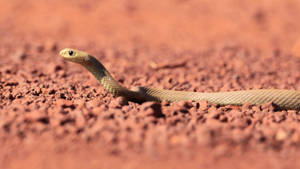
[199, 101, 209, 111]
[109, 97, 128, 108]
[56, 99, 74, 108]
[275, 129, 288, 141]
[140, 102, 164, 118]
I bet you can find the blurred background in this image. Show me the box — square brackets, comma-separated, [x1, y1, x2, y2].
[2, 0, 300, 51]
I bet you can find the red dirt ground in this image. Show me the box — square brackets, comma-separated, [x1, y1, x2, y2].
[1, 0, 300, 169]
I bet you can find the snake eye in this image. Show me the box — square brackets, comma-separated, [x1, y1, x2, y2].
[69, 50, 74, 56]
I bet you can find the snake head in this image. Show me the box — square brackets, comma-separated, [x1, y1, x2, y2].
[59, 48, 91, 63]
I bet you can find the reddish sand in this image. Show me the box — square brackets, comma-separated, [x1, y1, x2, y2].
[1, 0, 300, 169]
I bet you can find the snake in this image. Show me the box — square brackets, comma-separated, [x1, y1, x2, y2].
[59, 48, 300, 110]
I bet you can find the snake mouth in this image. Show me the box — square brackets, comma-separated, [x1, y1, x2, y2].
[59, 48, 72, 59]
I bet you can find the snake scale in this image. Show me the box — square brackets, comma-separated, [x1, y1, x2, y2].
[59, 48, 300, 110]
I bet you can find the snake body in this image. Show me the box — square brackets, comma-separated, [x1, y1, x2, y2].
[59, 48, 300, 110]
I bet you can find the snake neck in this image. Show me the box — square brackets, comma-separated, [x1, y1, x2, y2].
[80, 56, 146, 102]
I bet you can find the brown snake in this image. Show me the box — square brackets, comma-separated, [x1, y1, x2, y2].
[59, 48, 300, 110]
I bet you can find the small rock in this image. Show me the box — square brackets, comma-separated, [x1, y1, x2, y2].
[54, 65, 63, 72]
[24, 111, 47, 122]
[231, 110, 244, 119]
[219, 115, 228, 122]
[231, 118, 250, 128]
[161, 100, 170, 106]
[177, 100, 193, 109]
[260, 102, 276, 111]
[242, 102, 251, 111]
[273, 112, 285, 123]
[206, 107, 220, 119]
[109, 97, 128, 108]
[141, 102, 164, 118]
[92, 105, 107, 116]
[199, 101, 209, 111]
[86, 99, 100, 109]
[73, 99, 85, 109]
[275, 129, 288, 141]
[56, 99, 74, 108]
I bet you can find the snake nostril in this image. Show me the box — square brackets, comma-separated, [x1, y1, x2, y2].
[69, 50, 74, 56]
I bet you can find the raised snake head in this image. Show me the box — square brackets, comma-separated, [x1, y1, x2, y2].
[60, 48, 91, 63]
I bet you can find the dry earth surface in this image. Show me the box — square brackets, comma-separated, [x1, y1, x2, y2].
[1, 0, 300, 169]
